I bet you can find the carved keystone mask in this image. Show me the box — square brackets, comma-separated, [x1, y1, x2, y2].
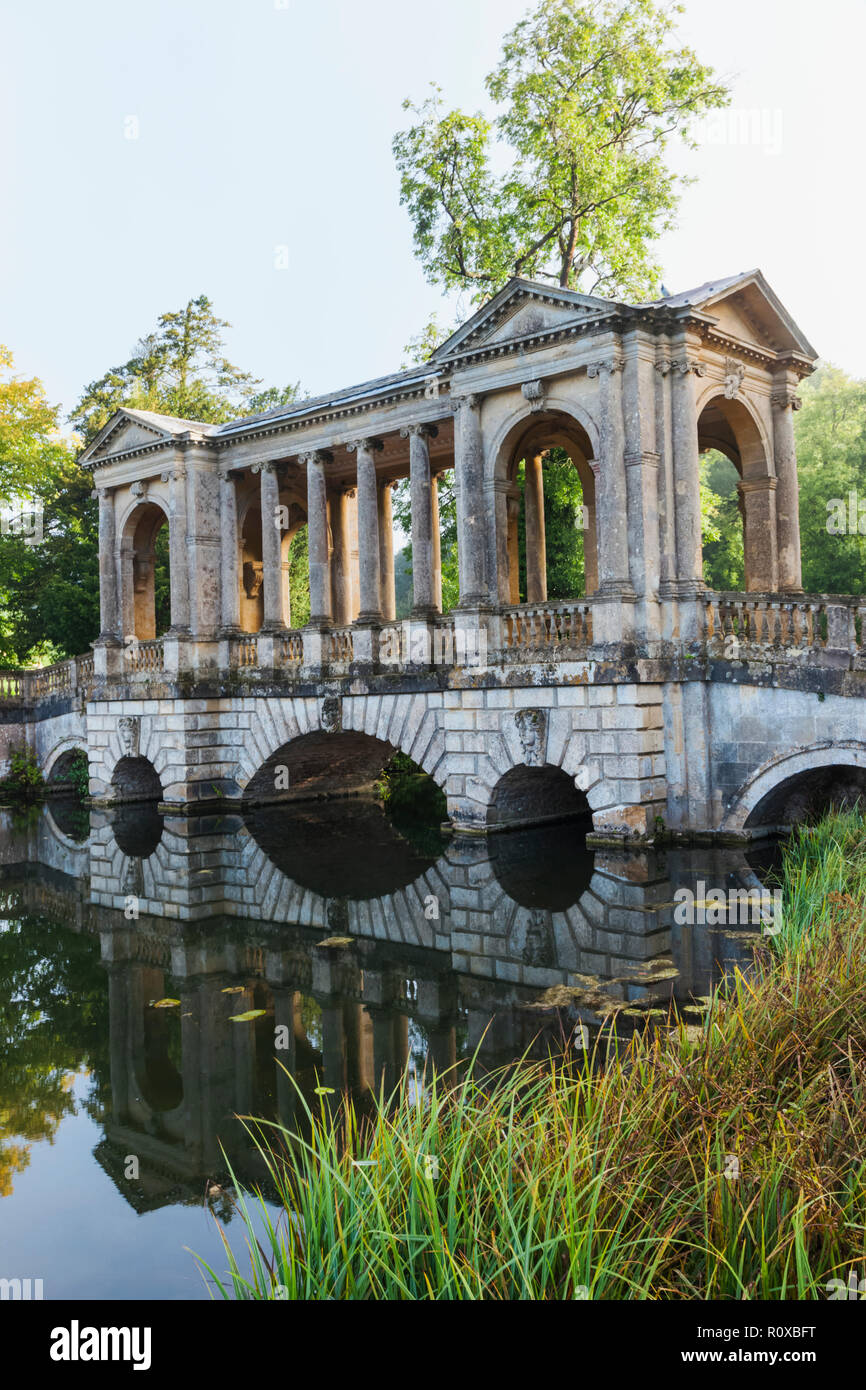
[118, 716, 140, 758]
[514, 708, 547, 767]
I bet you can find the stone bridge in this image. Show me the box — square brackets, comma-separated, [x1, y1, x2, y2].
[2, 269, 865, 842]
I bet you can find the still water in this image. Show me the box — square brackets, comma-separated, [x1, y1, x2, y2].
[0, 798, 777, 1300]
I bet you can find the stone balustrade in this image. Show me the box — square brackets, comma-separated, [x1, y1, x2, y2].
[4, 594, 866, 710]
[705, 593, 866, 663]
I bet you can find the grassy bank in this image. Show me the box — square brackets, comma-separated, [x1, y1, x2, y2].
[198, 812, 866, 1300]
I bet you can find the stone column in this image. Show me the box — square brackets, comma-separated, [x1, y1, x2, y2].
[254, 462, 286, 631]
[161, 461, 191, 633]
[622, 328, 662, 643]
[507, 493, 521, 604]
[589, 356, 635, 642]
[402, 423, 438, 617]
[329, 487, 352, 627]
[431, 474, 443, 613]
[524, 452, 547, 603]
[739, 479, 779, 592]
[451, 394, 488, 607]
[378, 481, 397, 622]
[96, 488, 119, 639]
[773, 379, 804, 593]
[303, 450, 332, 627]
[669, 350, 706, 596]
[348, 438, 384, 623]
[219, 472, 241, 633]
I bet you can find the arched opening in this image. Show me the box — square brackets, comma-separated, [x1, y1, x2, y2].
[244, 729, 401, 805]
[487, 765, 592, 831]
[745, 765, 866, 833]
[111, 756, 163, 806]
[496, 410, 597, 606]
[698, 394, 774, 593]
[120, 501, 171, 640]
[45, 747, 89, 798]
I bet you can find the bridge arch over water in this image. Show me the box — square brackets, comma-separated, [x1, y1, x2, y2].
[722, 742, 866, 834]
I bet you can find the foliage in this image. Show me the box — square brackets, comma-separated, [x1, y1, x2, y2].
[795, 365, 866, 594]
[289, 526, 311, 630]
[70, 296, 270, 446]
[2, 744, 44, 803]
[699, 366, 866, 595]
[198, 809, 866, 1300]
[0, 907, 110, 1197]
[0, 455, 100, 663]
[376, 752, 447, 826]
[393, 0, 729, 302]
[0, 346, 72, 504]
[700, 451, 744, 591]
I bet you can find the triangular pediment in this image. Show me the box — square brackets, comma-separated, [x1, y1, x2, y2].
[651, 271, 817, 360]
[430, 279, 616, 362]
[79, 409, 216, 467]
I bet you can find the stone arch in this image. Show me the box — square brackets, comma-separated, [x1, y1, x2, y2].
[118, 496, 171, 640]
[490, 399, 600, 606]
[721, 741, 866, 833]
[242, 727, 445, 808]
[487, 764, 592, 829]
[111, 755, 164, 805]
[696, 387, 776, 592]
[43, 737, 88, 784]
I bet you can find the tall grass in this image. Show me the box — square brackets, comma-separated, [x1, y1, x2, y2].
[195, 812, 866, 1300]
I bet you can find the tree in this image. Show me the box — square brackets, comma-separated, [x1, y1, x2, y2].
[0, 347, 71, 503]
[70, 296, 265, 445]
[393, 0, 729, 303]
[794, 365, 866, 595]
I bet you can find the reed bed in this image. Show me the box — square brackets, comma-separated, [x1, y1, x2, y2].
[195, 811, 866, 1300]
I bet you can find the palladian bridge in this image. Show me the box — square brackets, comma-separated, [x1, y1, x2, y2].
[2, 269, 866, 841]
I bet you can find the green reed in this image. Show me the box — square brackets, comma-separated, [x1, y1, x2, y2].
[194, 810, 866, 1300]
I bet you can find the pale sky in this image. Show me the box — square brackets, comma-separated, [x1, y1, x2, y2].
[1, 0, 864, 428]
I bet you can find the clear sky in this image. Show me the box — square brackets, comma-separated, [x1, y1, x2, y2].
[1, 0, 864, 427]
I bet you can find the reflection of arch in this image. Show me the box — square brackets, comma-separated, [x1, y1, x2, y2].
[697, 390, 775, 592]
[119, 499, 170, 640]
[111, 756, 164, 805]
[491, 404, 598, 605]
[244, 800, 440, 899]
[722, 742, 866, 833]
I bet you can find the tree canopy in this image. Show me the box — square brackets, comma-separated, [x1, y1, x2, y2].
[393, 0, 729, 302]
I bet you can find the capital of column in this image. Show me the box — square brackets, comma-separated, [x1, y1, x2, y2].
[347, 437, 384, 455]
[400, 422, 439, 440]
[160, 467, 186, 483]
[668, 357, 707, 378]
[298, 449, 334, 466]
[450, 393, 481, 414]
[251, 461, 278, 476]
[587, 357, 624, 378]
[772, 386, 803, 412]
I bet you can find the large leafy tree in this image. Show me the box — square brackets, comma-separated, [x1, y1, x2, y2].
[70, 295, 265, 446]
[0, 347, 71, 503]
[393, 0, 729, 302]
[0, 304, 303, 662]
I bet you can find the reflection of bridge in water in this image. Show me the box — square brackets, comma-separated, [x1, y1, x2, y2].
[1, 804, 773, 1212]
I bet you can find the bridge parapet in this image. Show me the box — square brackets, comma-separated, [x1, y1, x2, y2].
[3, 593, 866, 711]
